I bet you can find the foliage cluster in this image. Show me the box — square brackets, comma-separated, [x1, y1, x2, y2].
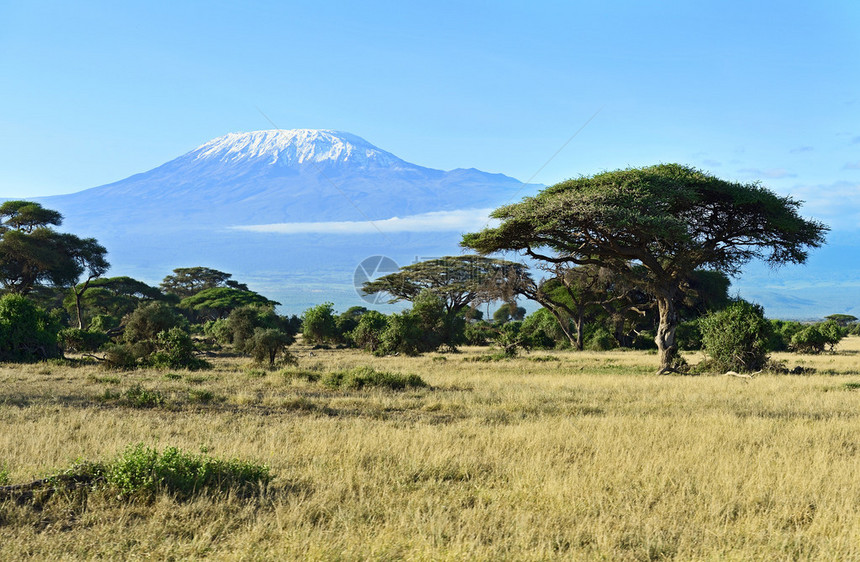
[321, 366, 427, 391]
[0, 294, 62, 361]
[103, 443, 270, 500]
[699, 300, 772, 372]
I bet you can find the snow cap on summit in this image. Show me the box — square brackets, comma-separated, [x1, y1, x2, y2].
[190, 129, 404, 168]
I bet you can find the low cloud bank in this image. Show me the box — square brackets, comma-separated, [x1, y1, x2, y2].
[230, 208, 498, 234]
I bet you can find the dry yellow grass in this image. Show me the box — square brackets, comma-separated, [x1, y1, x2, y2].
[2, 337, 860, 560]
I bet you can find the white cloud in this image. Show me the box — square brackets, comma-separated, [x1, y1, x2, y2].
[789, 181, 860, 230]
[230, 208, 498, 234]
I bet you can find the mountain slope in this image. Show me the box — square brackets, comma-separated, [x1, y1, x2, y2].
[26, 130, 537, 313]
[40, 129, 530, 235]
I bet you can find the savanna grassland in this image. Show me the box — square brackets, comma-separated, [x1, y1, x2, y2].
[2, 338, 860, 560]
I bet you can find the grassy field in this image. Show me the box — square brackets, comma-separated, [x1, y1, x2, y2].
[2, 338, 860, 560]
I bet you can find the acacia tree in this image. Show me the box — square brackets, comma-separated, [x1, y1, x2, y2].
[516, 264, 634, 350]
[0, 202, 109, 318]
[66, 235, 111, 329]
[179, 287, 278, 321]
[462, 164, 827, 374]
[66, 276, 167, 331]
[160, 267, 248, 299]
[361, 255, 528, 315]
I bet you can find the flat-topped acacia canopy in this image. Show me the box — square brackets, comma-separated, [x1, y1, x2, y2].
[462, 164, 828, 373]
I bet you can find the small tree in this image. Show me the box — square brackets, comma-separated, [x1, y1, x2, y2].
[148, 327, 209, 370]
[124, 302, 185, 346]
[160, 267, 248, 299]
[351, 310, 388, 352]
[0, 294, 62, 361]
[0, 202, 109, 299]
[244, 328, 296, 366]
[493, 302, 526, 324]
[790, 320, 846, 354]
[179, 288, 277, 322]
[699, 300, 771, 372]
[824, 314, 858, 327]
[302, 302, 338, 345]
[361, 255, 528, 315]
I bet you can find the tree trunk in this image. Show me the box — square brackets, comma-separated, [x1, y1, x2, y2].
[74, 289, 85, 330]
[654, 294, 680, 374]
[542, 306, 578, 349]
[573, 313, 584, 351]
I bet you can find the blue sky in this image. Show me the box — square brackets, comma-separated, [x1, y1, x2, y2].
[1, 1, 859, 315]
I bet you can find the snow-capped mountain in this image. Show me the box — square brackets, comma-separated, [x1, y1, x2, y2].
[29, 129, 539, 313]
[40, 129, 530, 231]
[192, 129, 406, 168]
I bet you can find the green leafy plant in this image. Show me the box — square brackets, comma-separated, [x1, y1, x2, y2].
[122, 384, 165, 408]
[321, 366, 427, 391]
[699, 300, 772, 372]
[104, 444, 270, 500]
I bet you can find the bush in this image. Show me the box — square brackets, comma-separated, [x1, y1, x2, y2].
[379, 311, 424, 355]
[350, 310, 387, 352]
[630, 329, 658, 350]
[104, 443, 270, 500]
[768, 319, 805, 351]
[0, 294, 62, 361]
[147, 327, 209, 370]
[59, 327, 109, 353]
[302, 302, 338, 345]
[675, 320, 702, 351]
[494, 321, 530, 357]
[121, 384, 165, 408]
[584, 326, 617, 351]
[321, 366, 427, 391]
[519, 309, 563, 349]
[102, 343, 138, 370]
[790, 320, 846, 354]
[124, 302, 185, 344]
[463, 320, 494, 346]
[377, 291, 460, 355]
[243, 327, 296, 366]
[699, 300, 771, 372]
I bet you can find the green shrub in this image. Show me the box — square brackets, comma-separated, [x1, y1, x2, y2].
[102, 343, 138, 370]
[321, 366, 427, 391]
[519, 308, 563, 349]
[104, 443, 270, 500]
[699, 300, 771, 372]
[350, 310, 387, 352]
[147, 327, 210, 370]
[122, 384, 165, 408]
[494, 321, 529, 356]
[124, 302, 185, 344]
[675, 320, 703, 351]
[187, 389, 218, 404]
[59, 327, 110, 353]
[463, 320, 493, 346]
[584, 326, 617, 351]
[630, 329, 658, 350]
[302, 302, 338, 345]
[243, 327, 296, 366]
[790, 320, 846, 354]
[0, 294, 62, 361]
